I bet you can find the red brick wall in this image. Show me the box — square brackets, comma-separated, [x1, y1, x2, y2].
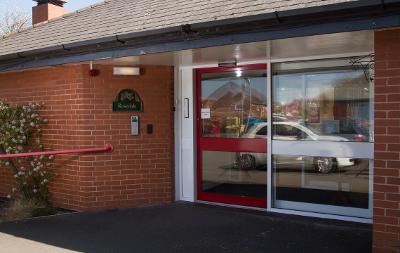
[0, 64, 174, 211]
[74, 64, 174, 210]
[0, 65, 86, 209]
[374, 28, 400, 253]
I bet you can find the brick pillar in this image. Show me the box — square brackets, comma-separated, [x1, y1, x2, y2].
[373, 28, 400, 253]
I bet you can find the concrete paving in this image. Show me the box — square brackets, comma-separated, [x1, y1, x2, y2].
[0, 232, 80, 253]
[0, 202, 371, 253]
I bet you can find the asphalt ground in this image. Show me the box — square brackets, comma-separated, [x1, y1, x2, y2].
[0, 202, 371, 253]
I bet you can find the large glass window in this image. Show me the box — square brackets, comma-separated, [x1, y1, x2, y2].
[201, 69, 268, 138]
[271, 58, 373, 219]
[272, 59, 372, 142]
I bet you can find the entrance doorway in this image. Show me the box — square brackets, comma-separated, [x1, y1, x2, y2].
[175, 30, 374, 221]
[196, 64, 268, 208]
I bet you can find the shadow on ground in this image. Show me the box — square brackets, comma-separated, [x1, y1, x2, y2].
[0, 202, 371, 253]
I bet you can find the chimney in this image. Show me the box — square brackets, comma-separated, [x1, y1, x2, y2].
[32, 0, 68, 25]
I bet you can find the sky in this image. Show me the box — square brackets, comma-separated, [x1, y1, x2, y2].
[0, 0, 104, 16]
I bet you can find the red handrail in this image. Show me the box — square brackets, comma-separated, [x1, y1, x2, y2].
[0, 144, 113, 159]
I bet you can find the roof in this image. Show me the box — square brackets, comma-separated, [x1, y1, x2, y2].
[0, 0, 359, 57]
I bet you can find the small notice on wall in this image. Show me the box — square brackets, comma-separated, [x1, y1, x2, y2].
[201, 108, 211, 119]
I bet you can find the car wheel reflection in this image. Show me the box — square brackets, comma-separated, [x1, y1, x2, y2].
[314, 157, 337, 173]
[237, 154, 256, 170]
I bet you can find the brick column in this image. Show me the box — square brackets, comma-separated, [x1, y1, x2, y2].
[374, 28, 400, 253]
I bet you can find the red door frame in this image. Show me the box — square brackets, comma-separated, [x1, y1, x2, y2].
[195, 64, 268, 208]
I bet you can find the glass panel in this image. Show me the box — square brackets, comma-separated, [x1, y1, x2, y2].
[272, 58, 372, 142]
[273, 155, 370, 211]
[201, 69, 267, 138]
[202, 151, 267, 198]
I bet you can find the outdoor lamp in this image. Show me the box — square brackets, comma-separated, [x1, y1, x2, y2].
[113, 67, 141, 76]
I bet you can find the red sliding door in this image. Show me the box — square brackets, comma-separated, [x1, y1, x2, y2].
[196, 64, 268, 208]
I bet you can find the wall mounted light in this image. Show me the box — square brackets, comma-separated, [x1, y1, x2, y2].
[113, 67, 141, 76]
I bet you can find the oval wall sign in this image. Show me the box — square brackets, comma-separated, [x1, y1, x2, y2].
[112, 89, 143, 112]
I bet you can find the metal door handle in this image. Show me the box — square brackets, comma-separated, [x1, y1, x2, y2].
[184, 98, 190, 118]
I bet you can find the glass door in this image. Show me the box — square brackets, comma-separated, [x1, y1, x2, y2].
[196, 64, 268, 208]
[271, 58, 373, 218]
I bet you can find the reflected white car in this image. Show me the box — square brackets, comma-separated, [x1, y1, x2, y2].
[239, 122, 355, 173]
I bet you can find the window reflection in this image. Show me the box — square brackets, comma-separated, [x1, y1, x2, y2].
[202, 151, 267, 198]
[272, 59, 371, 142]
[201, 69, 268, 138]
[273, 155, 370, 210]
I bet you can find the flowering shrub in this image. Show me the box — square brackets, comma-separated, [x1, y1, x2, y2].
[0, 101, 54, 205]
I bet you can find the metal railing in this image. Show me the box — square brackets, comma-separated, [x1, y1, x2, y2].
[0, 144, 113, 159]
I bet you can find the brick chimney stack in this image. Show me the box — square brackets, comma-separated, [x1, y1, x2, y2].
[32, 0, 68, 25]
